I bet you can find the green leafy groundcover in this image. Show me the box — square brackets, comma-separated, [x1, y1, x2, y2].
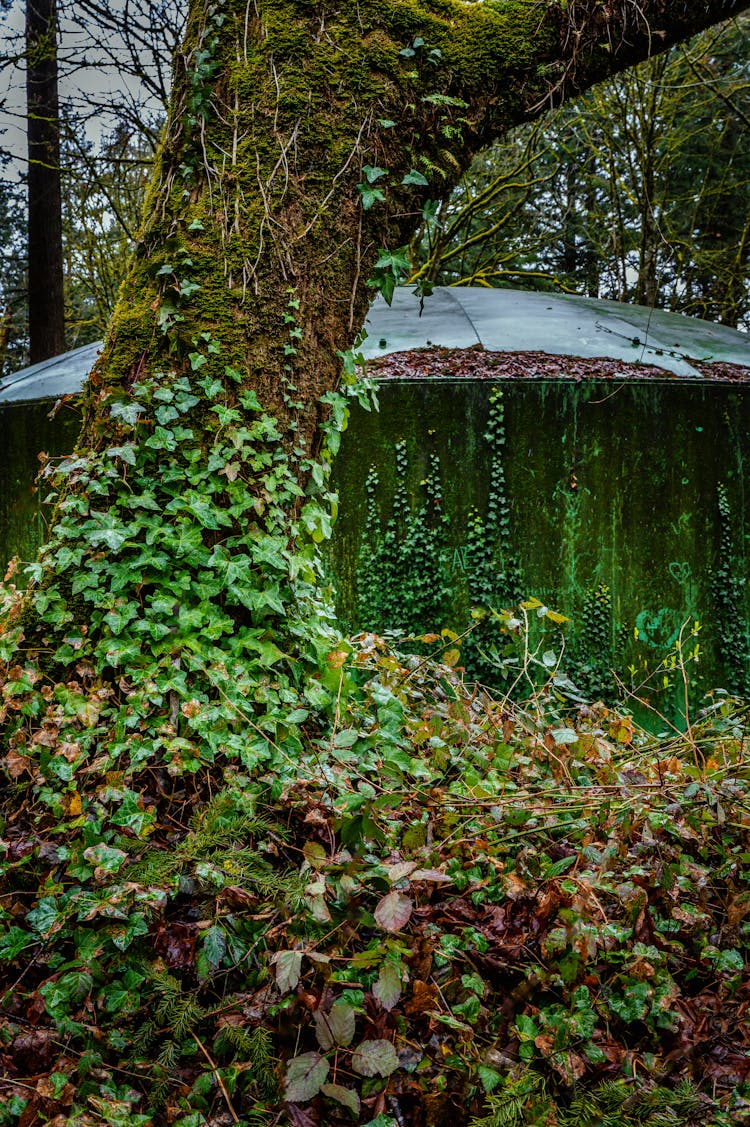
[1, 621, 750, 1126]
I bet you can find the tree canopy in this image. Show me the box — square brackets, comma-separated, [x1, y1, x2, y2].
[410, 15, 750, 327]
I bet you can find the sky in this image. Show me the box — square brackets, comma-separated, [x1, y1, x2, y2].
[0, 0, 183, 175]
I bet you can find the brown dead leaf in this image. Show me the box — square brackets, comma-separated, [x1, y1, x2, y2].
[220, 885, 257, 908]
[503, 872, 531, 899]
[728, 892, 750, 928]
[152, 921, 197, 970]
[405, 980, 439, 1016]
[5, 750, 32, 778]
[628, 957, 656, 980]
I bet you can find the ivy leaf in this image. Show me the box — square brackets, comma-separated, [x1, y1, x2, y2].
[362, 164, 387, 183]
[351, 1039, 399, 1078]
[155, 404, 180, 425]
[314, 1001, 356, 1049]
[321, 1084, 360, 1116]
[552, 728, 578, 746]
[284, 1051, 329, 1103]
[373, 249, 411, 274]
[515, 1014, 539, 1040]
[358, 184, 386, 211]
[374, 891, 412, 932]
[27, 897, 62, 938]
[82, 844, 127, 874]
[373, 963, 401, 1011]
[333, 729, 359, 749]
[273, 949, 303, 993]
[109, 401, 143, 426]
[240, 388, 263, 411]
[105, 445, 137, 465]
[203, 925, 227, 967]
[401, 169, 429, 187]
[0, 927, 35, 960]
[87, 518, 129, 554]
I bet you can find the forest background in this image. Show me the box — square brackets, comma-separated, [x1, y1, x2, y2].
[1, 1, 749, 374]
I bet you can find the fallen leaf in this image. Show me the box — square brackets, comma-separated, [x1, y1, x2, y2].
[285, 1051, 329, 1102]
[321, 1083, 360, 1115]
[373, 962, 402, 1011]
[351, 1038, 399, 1078]
[314, 1001, 356, 1049]
[273, 949, 303, 993]
[374, 891, 413, 932]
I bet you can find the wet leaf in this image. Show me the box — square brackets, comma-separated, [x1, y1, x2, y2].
[351, 1038, 399, 1078]
[373, 963, 401, 1011]
[203, 925, 226, 968]
[273, 949, 303, 993]
[314, 1001, 356, 1049]
[374, 891, 412, 932]
[303, 841, 327, 867]
[321, 1083, 360, 1115]
[284, 1051, 329, 1103]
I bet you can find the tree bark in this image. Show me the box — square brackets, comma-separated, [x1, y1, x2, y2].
[26, 0, 65, 363]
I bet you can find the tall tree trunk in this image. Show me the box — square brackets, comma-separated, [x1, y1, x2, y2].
[26, 0, 65, 363]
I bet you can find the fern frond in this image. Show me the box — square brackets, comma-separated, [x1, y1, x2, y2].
[215, 1024, 277, 1098]
[132, 1018, 158, 1055]
[469, 1072, 544, 1127]
[157, 1038, 180, 1073]
[127, 849, 182, 885]
[557, 1078, 715, 1126]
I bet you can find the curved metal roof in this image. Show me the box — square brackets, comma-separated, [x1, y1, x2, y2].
[0, 341, 102, 406]
[2, 288, 749, 405]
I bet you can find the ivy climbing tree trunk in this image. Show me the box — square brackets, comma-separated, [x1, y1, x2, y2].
[1, 0, 749, 1120]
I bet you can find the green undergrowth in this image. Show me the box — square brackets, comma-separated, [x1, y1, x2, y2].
[1, 601, 750, 1124]
[0, 345, 748, 1124]
[0, 241, 748, 1124]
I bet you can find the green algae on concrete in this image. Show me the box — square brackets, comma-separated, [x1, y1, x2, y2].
[0, 400, 83, 575]
[329, 374, 750, 718]
[3, 283, 750, 718]
[2, 367, 749, 718]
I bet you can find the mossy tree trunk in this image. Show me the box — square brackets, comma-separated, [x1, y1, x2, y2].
[1, 0, 749, 1119]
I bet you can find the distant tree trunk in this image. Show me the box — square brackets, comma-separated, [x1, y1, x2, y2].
[0, 305, 12, 379]
[26, 0, 65, 363]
